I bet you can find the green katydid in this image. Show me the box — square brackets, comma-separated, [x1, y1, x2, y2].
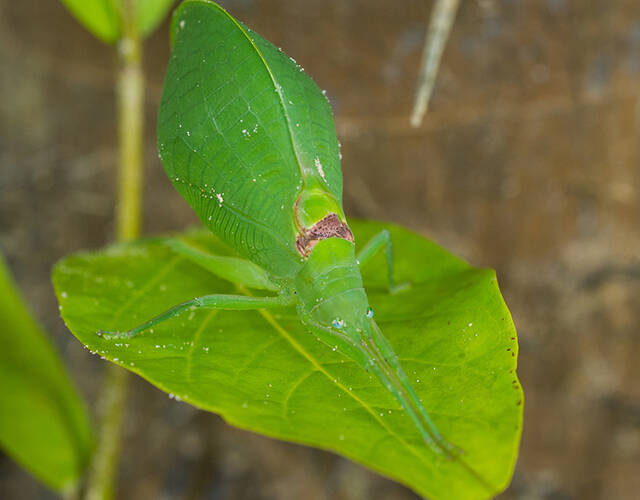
[98, 0, 456, 456]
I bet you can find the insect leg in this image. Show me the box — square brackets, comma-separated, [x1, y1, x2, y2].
[305, 318, 456, 456]
[366, 320, 458, 456]
[166, 238, 279, 291]
[357, 230, 410, 294]
[97, 293, 288, 340]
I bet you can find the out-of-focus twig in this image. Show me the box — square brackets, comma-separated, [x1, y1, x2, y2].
[410, 0, 460, 127]
[85, 0, 144, 498]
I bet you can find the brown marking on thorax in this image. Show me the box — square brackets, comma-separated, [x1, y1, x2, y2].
[296, 213, 354, 257]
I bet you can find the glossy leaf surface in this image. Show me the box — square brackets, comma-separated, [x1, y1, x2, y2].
[0, 255, 93, 492]
[53, 221, 523, 499]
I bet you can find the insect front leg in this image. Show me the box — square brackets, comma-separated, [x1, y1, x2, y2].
[166, 238, 279, 291]
[98, 293, 290, 340]
[306, 317, 455, 456]
[357, 230, 411, 294]
[365, 320, 459, 457]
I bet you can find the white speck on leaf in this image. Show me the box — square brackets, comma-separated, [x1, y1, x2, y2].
[314, 156, 327, 183]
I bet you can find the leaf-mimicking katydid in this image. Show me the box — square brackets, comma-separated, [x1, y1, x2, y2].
[98, 0, 456, 456]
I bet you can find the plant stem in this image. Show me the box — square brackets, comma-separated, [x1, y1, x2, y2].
[85, 365, 130, 500]
[410, 0, 460, 127]
[116, 0, 144, 241]
[86, 1, 143, 499]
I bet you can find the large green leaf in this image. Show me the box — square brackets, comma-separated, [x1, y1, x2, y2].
[0, 254, 93, 492]
[60, 0, 175, 43]
[52, 221, 523, 499]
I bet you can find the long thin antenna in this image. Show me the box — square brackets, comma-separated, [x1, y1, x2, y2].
[410, 0, 460, 127]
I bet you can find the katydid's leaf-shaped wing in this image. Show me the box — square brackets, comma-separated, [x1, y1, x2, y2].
[158, 0, 342, 277]
[52, 221, 523, 500]
[0, 255, 93, 492]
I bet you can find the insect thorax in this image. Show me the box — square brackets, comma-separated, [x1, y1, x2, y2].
[294, 185, 353, 257]
[293, 238, 369, 338]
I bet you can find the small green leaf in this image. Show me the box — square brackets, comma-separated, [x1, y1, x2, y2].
[0, 254, 93, 492]
[135, 0, 176, 38]
[53, 221, 523, 499]
[60, 0, 175, 43]
[60, 0, 120, 44]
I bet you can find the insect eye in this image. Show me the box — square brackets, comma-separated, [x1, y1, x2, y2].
[332, 318, 345, 329]
[366, 307, 374, 318]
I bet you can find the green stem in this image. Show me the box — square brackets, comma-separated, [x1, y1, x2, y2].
[410, 0, 460, 127]
[115, 0, 144, 241]
[85, 366, 130, 500]
[86, 1, 143, 498]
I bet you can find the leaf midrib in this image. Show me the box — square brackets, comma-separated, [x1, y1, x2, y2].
[240, 284, 498, 495]
[236, 286, 436, 473]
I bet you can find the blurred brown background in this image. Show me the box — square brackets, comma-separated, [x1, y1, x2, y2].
[1, 0, 639, 499]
